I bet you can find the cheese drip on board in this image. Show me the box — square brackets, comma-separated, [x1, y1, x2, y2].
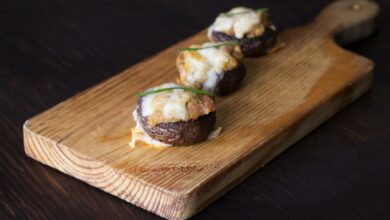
[176, 43, 241, 94]
[130, 108, 171, 147]
[208, 7, 274, 39]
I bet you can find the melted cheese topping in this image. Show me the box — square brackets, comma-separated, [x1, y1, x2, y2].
[176, 43, 241, 94]
[140, 83, 215, 126]
[208, 7, 273, 39]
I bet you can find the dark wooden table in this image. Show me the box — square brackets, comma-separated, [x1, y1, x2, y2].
[1, 0, 389, 219]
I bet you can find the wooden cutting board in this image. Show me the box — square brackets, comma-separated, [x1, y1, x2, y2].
[23, 0, 379, 219]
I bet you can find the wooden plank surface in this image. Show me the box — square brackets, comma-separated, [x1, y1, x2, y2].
[23, 0, 379, 219]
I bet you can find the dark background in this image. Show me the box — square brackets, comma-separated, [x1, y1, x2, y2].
[1, 0, 389, 219]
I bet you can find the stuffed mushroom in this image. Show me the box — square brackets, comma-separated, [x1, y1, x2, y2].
[176, 42, 246, 96]
[208, 7, 277, 57]
[131, 83, 216, 146]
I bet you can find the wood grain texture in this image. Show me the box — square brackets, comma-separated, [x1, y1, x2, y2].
[1, 0, 390, 220]
[21, 0, 379, 219]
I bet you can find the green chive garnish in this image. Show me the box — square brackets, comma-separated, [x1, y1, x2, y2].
[221, 8, 269, 17]
[178, 41, 239, 52]
[137, 86, 210, 97]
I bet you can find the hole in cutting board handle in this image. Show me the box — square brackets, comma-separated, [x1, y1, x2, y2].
[349, 3, 362, 11]
[314, 0, 379, 45]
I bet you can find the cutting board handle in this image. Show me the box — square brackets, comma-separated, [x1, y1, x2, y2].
[315, 0, 379, 45]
